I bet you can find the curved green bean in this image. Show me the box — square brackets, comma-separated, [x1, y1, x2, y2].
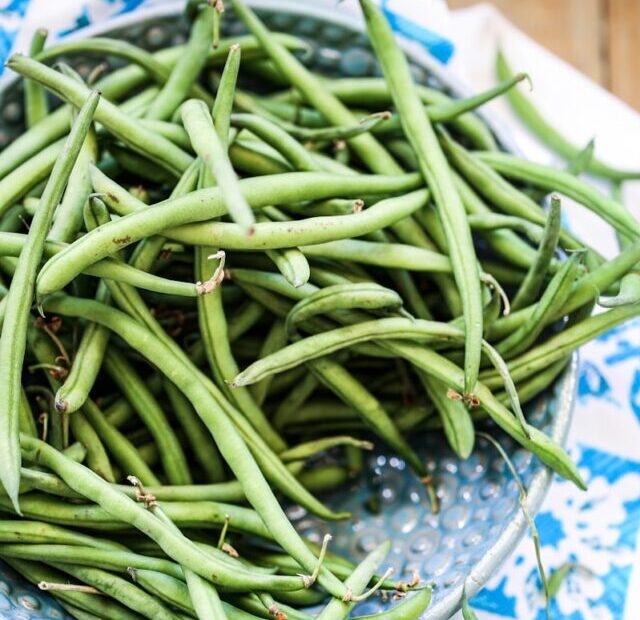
[145, 4, 214, 120]
[25, 29, 49, 128]
[497, 253, 584, 359]
[285, 283, 403, 337]
[360, 0, 483, 396]
[475, 150, 640, 239]
[511, 194, 562, 310]
[183, 99, 255, 231]
[352, 588, 431, 619]
[0, 90, 99, 509]
[496, 49, 640, 181]
[301, 238, 451, 273]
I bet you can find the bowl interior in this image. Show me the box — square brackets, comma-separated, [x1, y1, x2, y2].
[0, 3, 576, 619]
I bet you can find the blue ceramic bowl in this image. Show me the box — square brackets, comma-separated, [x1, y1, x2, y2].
[0, 2, 577, 618]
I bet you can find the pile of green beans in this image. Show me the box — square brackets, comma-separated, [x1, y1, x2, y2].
[0, 0, 638, 617]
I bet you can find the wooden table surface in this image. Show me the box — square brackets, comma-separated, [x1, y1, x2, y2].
[449, 0, 640, 111]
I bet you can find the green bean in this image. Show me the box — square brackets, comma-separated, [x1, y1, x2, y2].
[107, 144, 173, 183]
[196, 250, 287, 453]
[232, 318, 507, 390]
[0, 139, 61, 216]
[4, 558, 141, 620]
[370, 74, 527, 138]
[352, 588, 432, 619]
[421, 373, 474, 459]
[467, 213, 543, 243]
[478, 431, 550, 615]
[57, 602, 108, 620]
[50, 562, 180, 620]
[61, 442, 87, 463]
[108, 464, 324, 504]
[117, 85, 161, 119]
[212, 43, 241, 148]
[164, 380, 226, 482]
[496, 49, 640, 180]
[475, 151, 640, 239]
[126, 570, 192, 615]
[0, 90, 99, 509]
[104, 349, 191, 485]
[272, 111, 392, 143]
[232, 113, 317, 172]
[18, 390, 37, 437]
[258, 214, 311, 287]
[599, 272, 640, 307]
[280, 436, 373, 462]
[145, 4, 213, 120]
[171, 189, 430, 250]
[317, 540, 390, 619]
[67, 412, 116, 484]
[7, 54, 193, 176]
[148, 503, 230, 620]
[136, 119, 192, 150]
[0, 520, 124, 550]
[250, 320, 287, 405]
[62, 328, 110, 417]
[285, 283, 403, 337]
[498, 253, 584, 359]
[182, 100, 255, 231]
[42, 296, 347, 597]
[511, 195, 562, 310]
[302, 238, 451, 272]
[230, 139, 293, 175]
[82, 398, 160, 487]
[25, 29, 49, 128]
[228, 301, 265, 342]
[483, 303, 640, 387]
[50, 132, 98, 244]
[567, 138, 596, 176]
[18, 466, 85, 499]
[0, 543, 182, 579]
[54, 251, 111, 415]
[308, 356, 426, 475]
[360, 0, 483, 396]
[272, 373, 319, 430]
[441, 132, 603, 263]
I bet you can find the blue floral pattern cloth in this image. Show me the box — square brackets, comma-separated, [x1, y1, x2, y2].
[1, 1, 639, 619]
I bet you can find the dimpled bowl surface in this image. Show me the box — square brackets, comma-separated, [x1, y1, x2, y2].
[0, 2, 577, 618]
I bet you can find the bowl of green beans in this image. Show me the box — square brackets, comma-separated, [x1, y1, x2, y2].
[2, 0, 638, 618]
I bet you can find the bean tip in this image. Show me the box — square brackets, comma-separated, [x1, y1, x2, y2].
[54, 398, 68, 414]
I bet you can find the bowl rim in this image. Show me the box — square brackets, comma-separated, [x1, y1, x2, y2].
[0, 2, 578, 618]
